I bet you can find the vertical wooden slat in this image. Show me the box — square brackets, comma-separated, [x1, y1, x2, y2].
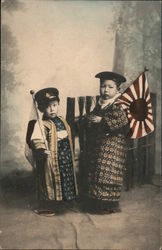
[78, 97, 85, 117]
[66, 97, 75, 151]
[144, 93, 156, 182]
[77, 97, 86, 154]
[77, 97, 87, 193]
[137, 136, 146, 185]
[96, 95, 100, 104]
[125, 139, 136, 190]
[133, 139, 139, 186]
[66, 97, 75, 121]
[85, 96, 92, 115]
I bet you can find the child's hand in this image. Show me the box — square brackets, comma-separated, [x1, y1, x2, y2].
[34, 148, 49, 160]
[44, 150, 51, 155]
[88, 115, 102, 123]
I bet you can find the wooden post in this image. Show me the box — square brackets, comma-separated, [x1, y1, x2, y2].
[85, 96, 93, 115]
[66, 97, 75, 151]
[125, 139, 136, 190]
[144, 93, 156, 182]
[77, 97, 86, 154]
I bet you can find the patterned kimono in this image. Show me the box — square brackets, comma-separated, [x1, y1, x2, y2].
[86, 98, 129, 209]
[31, 116, 78, 201]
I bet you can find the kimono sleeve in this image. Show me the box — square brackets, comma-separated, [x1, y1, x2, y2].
[30, 121, 46, 151]
[101, 105, 129, 132]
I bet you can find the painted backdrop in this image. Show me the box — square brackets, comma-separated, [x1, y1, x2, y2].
[1, 0, 161, 176]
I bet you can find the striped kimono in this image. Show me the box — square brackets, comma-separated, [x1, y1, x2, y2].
[31, 115, 78, 201]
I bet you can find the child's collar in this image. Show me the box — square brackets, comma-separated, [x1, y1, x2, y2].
[99, 93, 121, 109]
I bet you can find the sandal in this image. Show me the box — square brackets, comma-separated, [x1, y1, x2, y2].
[33, 209, 55, 217]
[101, 208, 121, 214]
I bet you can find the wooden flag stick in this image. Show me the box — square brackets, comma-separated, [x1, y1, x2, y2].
[30, 90, 49, 151]
[30, 90, 55, 175]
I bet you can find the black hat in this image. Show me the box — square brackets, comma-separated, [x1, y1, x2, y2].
[35, 87, 59, 112]
[95, 71, 126, 85]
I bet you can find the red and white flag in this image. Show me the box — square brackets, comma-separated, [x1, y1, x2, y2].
[116, 72, 154, 139]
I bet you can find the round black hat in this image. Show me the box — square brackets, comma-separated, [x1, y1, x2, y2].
[35, 87, 59, 112]
[95, 71, 126, 85]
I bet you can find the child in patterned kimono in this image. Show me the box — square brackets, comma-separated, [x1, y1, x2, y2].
[30, 87, 78, 216]
[86, 71, 129, 214]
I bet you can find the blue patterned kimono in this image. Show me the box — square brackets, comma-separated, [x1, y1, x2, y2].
[53, 117, 76, 201]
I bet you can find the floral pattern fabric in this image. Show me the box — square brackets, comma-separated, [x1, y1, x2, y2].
[53, 117, 76, 200]
[87, 102, 129, 202]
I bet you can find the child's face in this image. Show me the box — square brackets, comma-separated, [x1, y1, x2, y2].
[100, 80, 119, 100]
[44, 100, 59, 119]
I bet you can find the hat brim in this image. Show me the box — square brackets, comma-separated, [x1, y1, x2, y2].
[35, 87, 59, 112]
[95, 71, 126, 84]
[35, 87, 59, 102]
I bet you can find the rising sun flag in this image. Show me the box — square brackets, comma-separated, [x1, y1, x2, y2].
[115, 70, 154, 139]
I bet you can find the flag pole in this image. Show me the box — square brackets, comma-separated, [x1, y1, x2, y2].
[131, 66, 149, 85]
[30, 90, 50, 152]
[144, 66, 149, 72]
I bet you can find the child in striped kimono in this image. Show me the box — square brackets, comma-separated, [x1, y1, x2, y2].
[29, 87, 78, 216]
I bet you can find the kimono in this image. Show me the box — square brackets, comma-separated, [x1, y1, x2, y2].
[31, 115, 78, 201]
[86, 96, 129, 210]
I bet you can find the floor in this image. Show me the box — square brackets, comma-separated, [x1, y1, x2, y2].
[0, 171, 161, 250]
